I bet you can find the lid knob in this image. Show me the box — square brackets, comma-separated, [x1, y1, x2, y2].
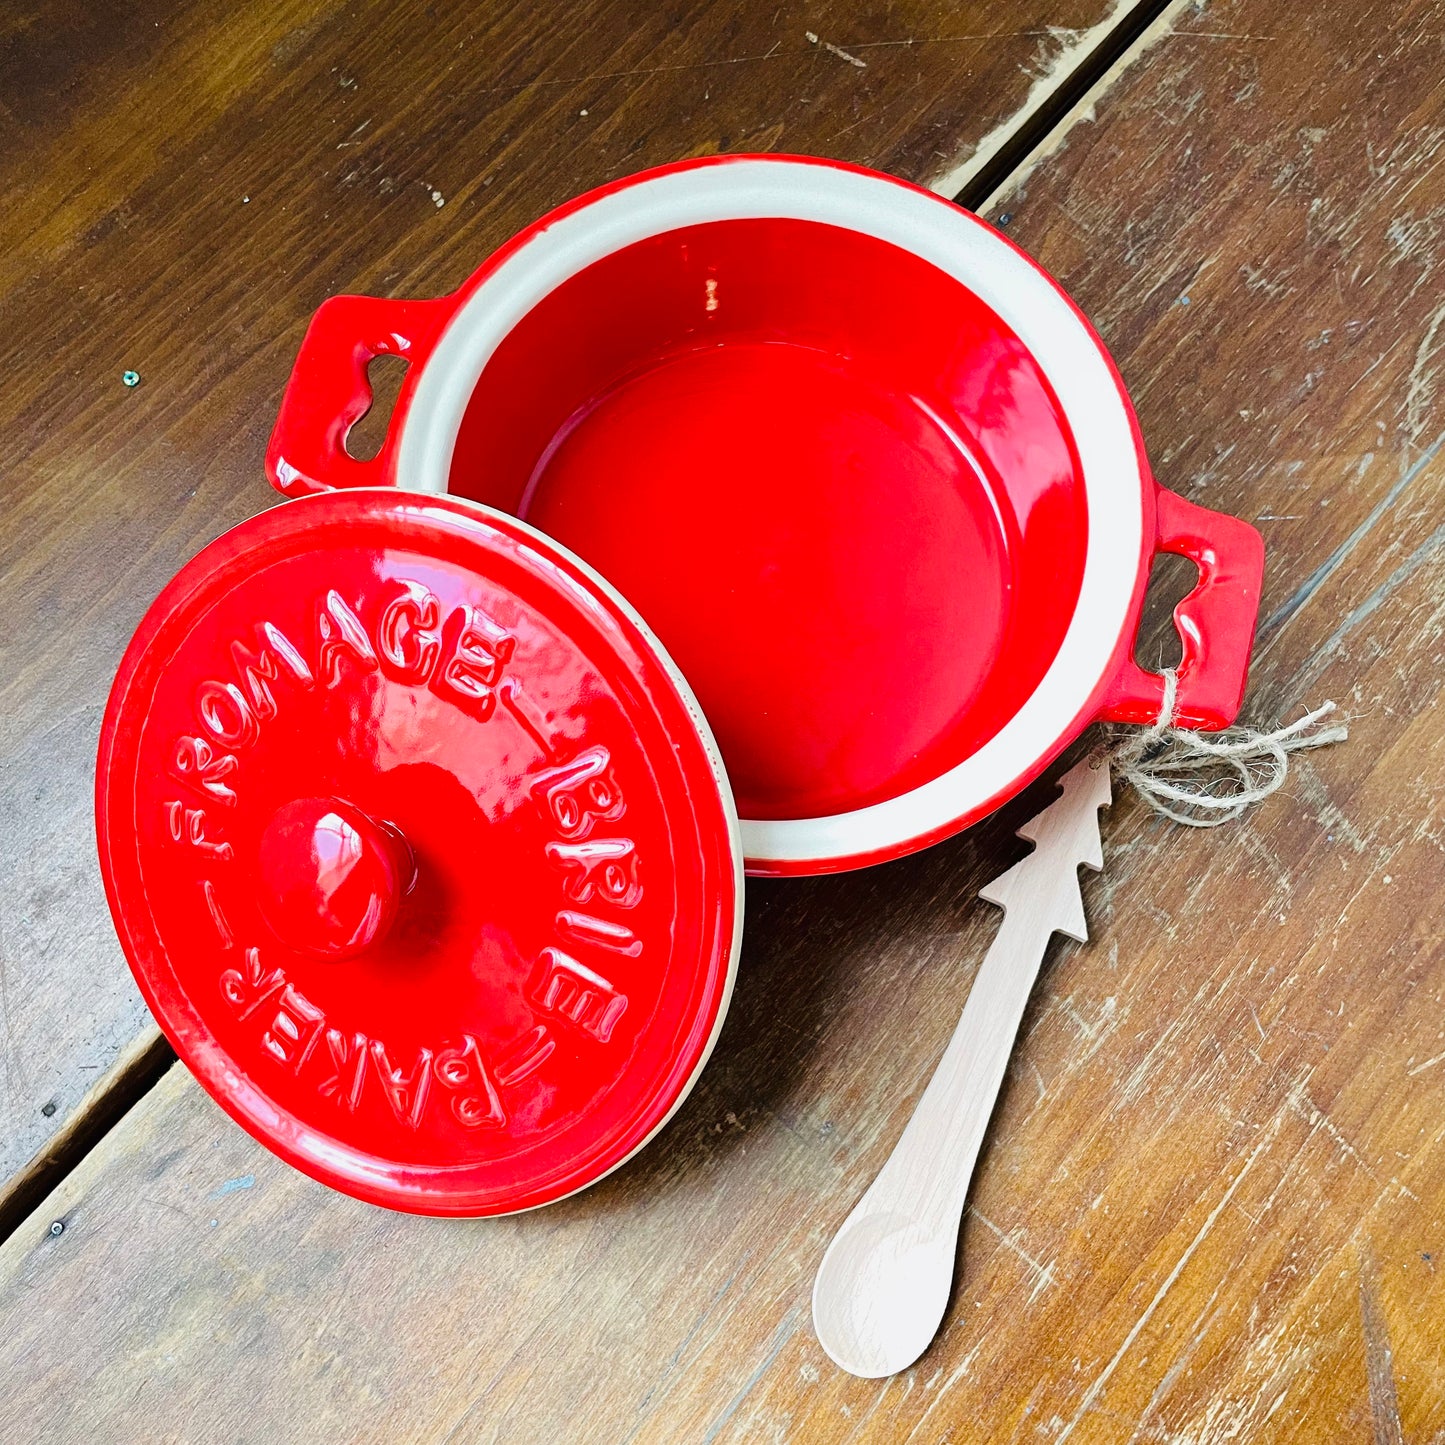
[256, 797, 413, 960]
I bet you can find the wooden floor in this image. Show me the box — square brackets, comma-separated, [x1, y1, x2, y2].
[3, 0, 1444, 1439]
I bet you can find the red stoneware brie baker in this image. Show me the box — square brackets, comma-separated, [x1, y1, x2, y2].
[97, 154, 1265, 1216]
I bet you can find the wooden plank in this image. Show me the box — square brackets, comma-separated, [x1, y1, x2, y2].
[0, 0, 1152, 1209]
[8, 2, 1445, 1442]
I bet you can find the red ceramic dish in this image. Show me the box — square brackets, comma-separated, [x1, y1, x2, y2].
[268, 158, 1263, 875]
[268, 155, 1263, 876]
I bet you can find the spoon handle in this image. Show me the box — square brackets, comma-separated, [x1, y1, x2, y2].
[813, 759, 1110, 1378]
[811, 910, 1049, 1376]
[877, 910, 1049, 1227]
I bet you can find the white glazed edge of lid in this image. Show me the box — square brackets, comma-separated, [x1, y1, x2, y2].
[394, 158, 1144, 865]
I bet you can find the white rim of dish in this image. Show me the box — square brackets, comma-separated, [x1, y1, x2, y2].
[394, 158, 1144, 865]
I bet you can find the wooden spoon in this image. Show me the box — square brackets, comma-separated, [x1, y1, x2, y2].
[812, 758, 1111, 1377]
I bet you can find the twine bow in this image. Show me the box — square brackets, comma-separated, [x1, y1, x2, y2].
[1111, 669, 1349, 827]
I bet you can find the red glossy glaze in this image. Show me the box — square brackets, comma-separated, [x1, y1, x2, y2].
[266, 295, 450, 497]
[96, 490, 740, 1215]
[1095, 488, 1266, 728]
[450, 219, 1086, 821]
[263, 153, 1265, 875]
[256, 796, 413, 960]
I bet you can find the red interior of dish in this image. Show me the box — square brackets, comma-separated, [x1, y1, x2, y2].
[446, 218, 1087, 821]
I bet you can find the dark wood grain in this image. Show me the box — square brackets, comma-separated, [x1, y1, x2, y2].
[0, 0, 1147, 1206]
[5, 0, 1445, 1438]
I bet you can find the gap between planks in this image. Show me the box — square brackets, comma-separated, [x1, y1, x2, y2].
[942, 0, 1180, 211]
[0, 1026, 173, 1245]
[0, 0, 1190, 1252]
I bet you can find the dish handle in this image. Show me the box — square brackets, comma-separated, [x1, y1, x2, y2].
[265, 293, 455, 498]
[1095, 488, 1265, 730]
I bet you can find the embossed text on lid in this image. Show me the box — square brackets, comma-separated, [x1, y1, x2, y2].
[97, 490, 741, 1215]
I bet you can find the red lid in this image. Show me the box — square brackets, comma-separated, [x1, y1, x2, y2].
[97, 490, 741, 1215]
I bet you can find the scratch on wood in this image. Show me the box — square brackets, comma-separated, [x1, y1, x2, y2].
[1054, 1103, 1291, 1443]
[1257, 433, 1445, 644]
[1406, 1048, 1445, 1076]
[1131, 1313, 1214, 1434]
[464, 46, 796, 97]
[1289, 1088, 1377, 1179]
[1407, 302, 1445, 449]
[698, 1307, 799, 1444]
[900, 1344, 984, 1443]
[458, 28, 1054, 101]
[804, 32, 867, 68]
[838, 1375, 897, 1442]
[1288, 516, 1445, 692]
[1390, 1176, 1420, 1203]
[1049, 994, 1123, 1079]
[335, 117, 372, 148]
[838, 31, 1052, 52]
[1057, 994, 1102, 1041]
[1285, 764, 1370, 854]
[1359, 1258, 1404, 1445]
[968, 1205, 1057, 1301]
[1117, 1013, 1193, 1107]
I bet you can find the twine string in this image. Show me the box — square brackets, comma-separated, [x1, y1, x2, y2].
[1111, 669, 1349, 827]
